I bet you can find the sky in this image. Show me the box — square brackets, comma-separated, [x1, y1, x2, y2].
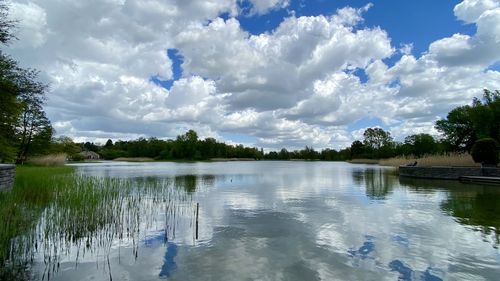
[5, 0, 500, 150]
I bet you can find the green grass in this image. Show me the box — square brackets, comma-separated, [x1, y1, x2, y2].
[1, 166, 193, 279]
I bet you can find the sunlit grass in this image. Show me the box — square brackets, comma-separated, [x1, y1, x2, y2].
[0, 166, 194, 279]
[379, 153, 479, 168]
[27, 153, 67, 166]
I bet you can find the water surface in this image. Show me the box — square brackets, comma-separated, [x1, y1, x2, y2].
[31, 161, 500, 280]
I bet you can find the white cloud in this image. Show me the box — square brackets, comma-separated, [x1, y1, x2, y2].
[4, 0, 500, 149]
[454, 0, 499, 23]
[247, 0, 290, 15]
[9, 1, 47, 48]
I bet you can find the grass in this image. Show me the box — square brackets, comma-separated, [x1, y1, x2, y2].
[348, 159, 380, 164]
[0, 166, 193, 279]
[379, 153, 479, 167]
[0, 166, 72, 278]
[113, 157, 155, 162]
[27, 153, 67, 166]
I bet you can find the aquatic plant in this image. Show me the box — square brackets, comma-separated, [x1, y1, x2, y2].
[0, 166, 196, 279]
[379, 152, 478, 168]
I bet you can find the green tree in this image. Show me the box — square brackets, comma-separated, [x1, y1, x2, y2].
[0, 2, 52, 163]
[175, 130, 199, 159]
[14, 71, 52, 163]
[350, 140, 365, 159]
[50, 136, 81, 156]
[404, 133, 437, 157]
[435, 106, 476, 151]
[0, 0, 15, 44]
[363, 128, 393, 150]
[104, 139, 113, 148]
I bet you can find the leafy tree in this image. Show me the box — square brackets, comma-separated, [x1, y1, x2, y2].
[471, 138, 499, 166]
[14, 72, 51, 163]
[104, 139, 113, 148]
[174, 130, 199, 159]
[404, 133, 437, 157]
[0, 0, 15, 44]
[50, 136, 81, 156]
[350, 140, 365, 159]
[363, 128, 393, 150]
[82, 142, 99, 152]
[435, 106, 476, 151]
[0, 2, 52, 163]
[278, 148, 290, 160]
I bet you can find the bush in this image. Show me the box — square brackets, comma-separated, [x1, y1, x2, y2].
[471, 138, 499, 166]
[70, 153, 85, 161]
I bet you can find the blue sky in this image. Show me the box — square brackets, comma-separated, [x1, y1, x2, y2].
[6, 0, 500, 149]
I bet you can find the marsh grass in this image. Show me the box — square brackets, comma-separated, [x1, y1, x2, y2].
[348, 159, 380, 164]
[113, 157, 155, 162]
[27, 154, 67, 166]
[1, 166, 194, 280]
[379, 153, 479, 168]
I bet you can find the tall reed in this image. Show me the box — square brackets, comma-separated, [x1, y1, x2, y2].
[27, 154, 67, 166]
[1, 166, 195, 279]
[379, 153, 479, 167]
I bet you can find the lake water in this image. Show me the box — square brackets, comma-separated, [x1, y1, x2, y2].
[30, 161, 499, 280]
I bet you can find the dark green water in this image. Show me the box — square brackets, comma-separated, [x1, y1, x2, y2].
[28, 161, 500, 280]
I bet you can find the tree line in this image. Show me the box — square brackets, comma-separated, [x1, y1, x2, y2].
[5, 89, 498, 163]
[266, 89, 500, 161]
[0, 2, 53, 164]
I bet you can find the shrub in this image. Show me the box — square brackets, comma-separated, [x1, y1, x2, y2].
[70, 153, 85, 161]
[471, 138, 499, 166]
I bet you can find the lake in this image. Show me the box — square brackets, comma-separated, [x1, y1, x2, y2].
[28, 161, 500, 280]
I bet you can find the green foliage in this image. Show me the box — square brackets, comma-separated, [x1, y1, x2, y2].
[1, 166, 194, 277]
[70, 153, 85, 161]
[98, 131, 264, 161]
[436, 89, 500, 152]
[471, 138, 499, 165]
[99, 148, 128, 160]
[49, 136, 81, 155]
[0, 3, 53, 164]
[363, 128, 393, 150]
[404, 134, 438, 157]
[350, 140, 365, 159]
[0, 0, 15, 44]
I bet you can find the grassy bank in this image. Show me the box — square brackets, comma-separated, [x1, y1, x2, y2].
[348, 159, 380, 164]
[350, 153, 480, 168]
[0, 166, 192, 279]
[0, 166, 73, 278]
[379, 153, 479, 167]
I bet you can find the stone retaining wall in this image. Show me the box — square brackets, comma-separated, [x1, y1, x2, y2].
[399, 166, 500, 180]
[0, 164, 15, 192]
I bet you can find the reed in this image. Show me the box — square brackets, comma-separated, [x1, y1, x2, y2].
[348, 159, 380, 164]
[379, 153, 479, 167]
[0, 166, 194, 279]
[27, 153, 67, 166]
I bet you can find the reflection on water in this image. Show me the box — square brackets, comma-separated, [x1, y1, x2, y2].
[400, 177, 500, 248]
[3, 162, 500, 280]
[353, 168, 397, 200]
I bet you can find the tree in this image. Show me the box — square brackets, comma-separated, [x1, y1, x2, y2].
[471, 138, 499, 166]
[0, 0, 15, 44]
[15, 98, 52, 163]
[105, 139, 113, 148]
[175, 130, 199, 159]
[363, 128, 393, 150]
[350, 140, 365, 159]
[435, 106, 476, 151]
[0, 2, 52, 163]
[50, 136, 81, 156]
[404, 134, 437, 157]
[14, 69, 52, 163]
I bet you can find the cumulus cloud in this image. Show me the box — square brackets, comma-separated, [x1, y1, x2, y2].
[4, 0, 500, 149]
[247, 0, 290, 15]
